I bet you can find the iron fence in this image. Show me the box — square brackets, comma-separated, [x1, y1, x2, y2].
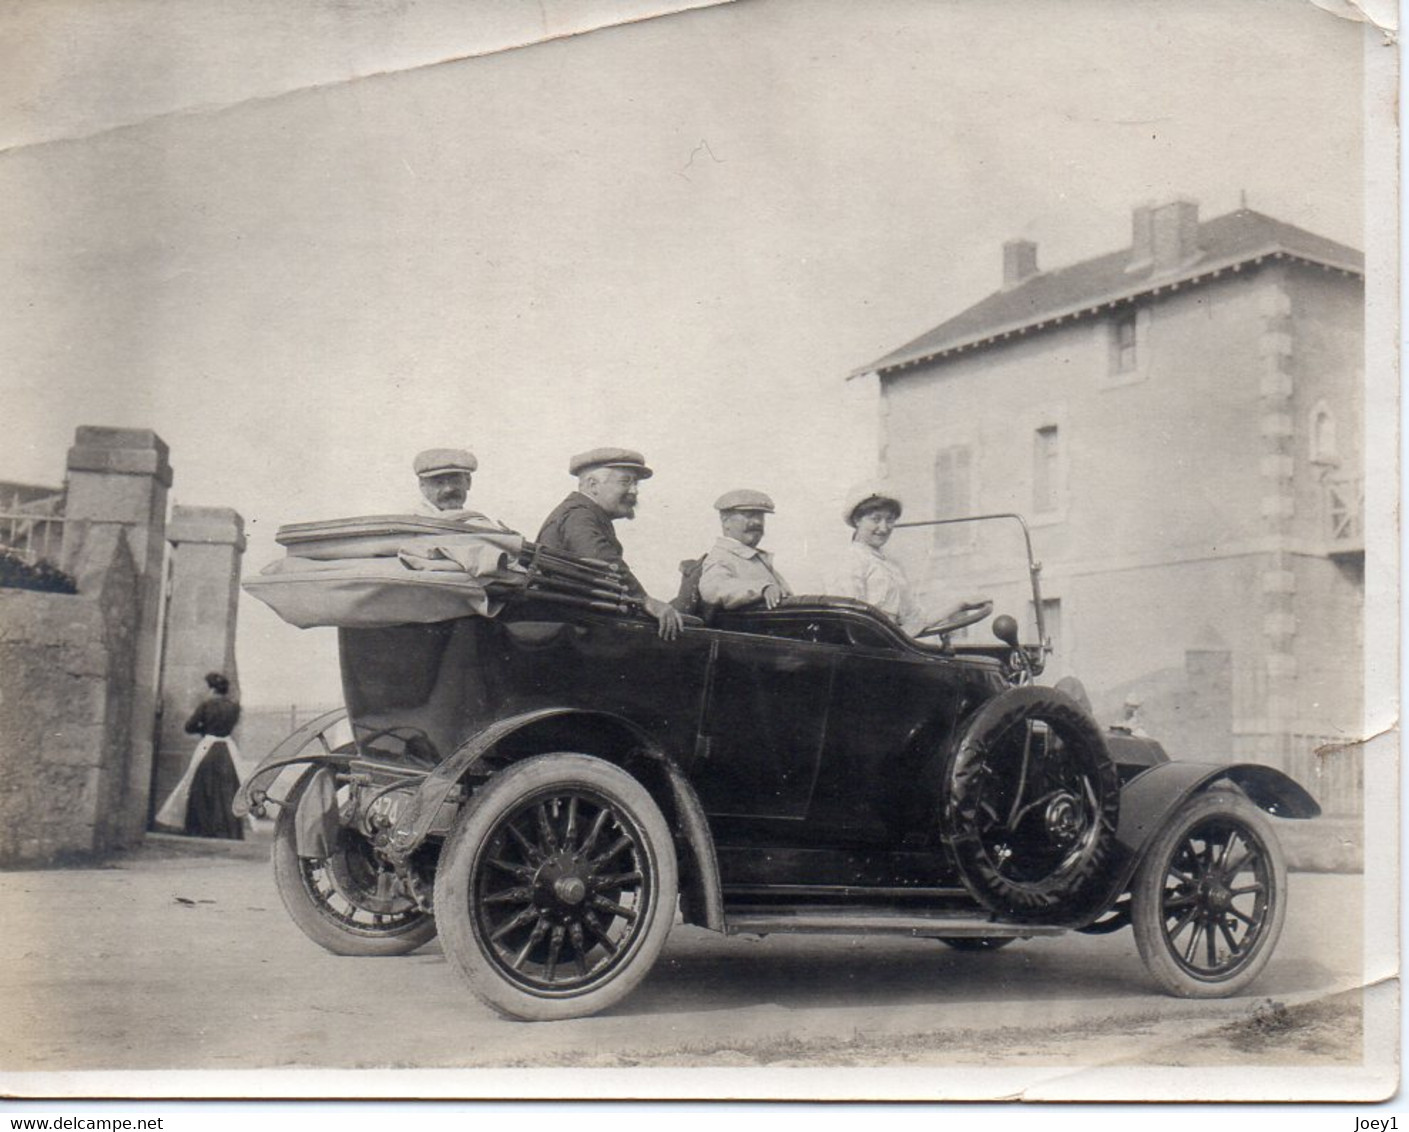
[0, 488, 66, 565]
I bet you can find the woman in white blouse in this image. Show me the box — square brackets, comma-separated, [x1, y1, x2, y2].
[829, 486, 980, 637]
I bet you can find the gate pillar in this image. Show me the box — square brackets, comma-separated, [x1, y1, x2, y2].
[60, 427, 172, 845]
[153, 506, 247, 820]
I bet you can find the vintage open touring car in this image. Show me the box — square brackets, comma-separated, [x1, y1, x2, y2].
[239, 512, 1320, 1021]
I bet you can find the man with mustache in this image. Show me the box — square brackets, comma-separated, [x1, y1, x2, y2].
[413, 448, 485, 519]
[698, 489, 791, 611]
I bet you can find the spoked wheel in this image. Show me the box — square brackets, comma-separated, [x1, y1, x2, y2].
[938, 937, 1016, 952]
[272, 765, 438, 956]
[1132, 790, 1286, 997]
[434, 753, 678, 1021]
[945, 686, 1119, 917]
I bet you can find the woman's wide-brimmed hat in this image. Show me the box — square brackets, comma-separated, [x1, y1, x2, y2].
[842, 483, 903, 527]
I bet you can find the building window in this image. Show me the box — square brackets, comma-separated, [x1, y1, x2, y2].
[933, 444, 974, 551]
[1033, 425, 1061, 515]
[1105, 307, 1150, 385]
[1309, 401, 1338, 465]
[1111, 312, 1139, 373]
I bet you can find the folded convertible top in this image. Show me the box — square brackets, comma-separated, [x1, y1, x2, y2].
[245, 515, 641, 629]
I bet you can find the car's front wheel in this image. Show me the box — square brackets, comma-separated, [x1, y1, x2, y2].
[1131, 789, 1287, 997]
[433, 753, 678, 1021]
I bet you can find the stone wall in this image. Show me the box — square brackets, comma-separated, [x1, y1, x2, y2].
[0, 527, 140, 863]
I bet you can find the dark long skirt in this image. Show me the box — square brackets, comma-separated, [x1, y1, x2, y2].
[186, 741, 244, 840]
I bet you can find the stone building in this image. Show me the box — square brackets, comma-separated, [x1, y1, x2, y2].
[853, 200, 1364, 812]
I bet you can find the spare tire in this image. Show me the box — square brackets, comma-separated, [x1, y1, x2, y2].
[944, 685, 1119, 917]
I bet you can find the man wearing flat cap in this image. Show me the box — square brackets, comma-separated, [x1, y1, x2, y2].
[413, 448, 501, 526]
[698, 489, 792, 611]
[414, 448, 477, 515]
[536, 448, 684, 640]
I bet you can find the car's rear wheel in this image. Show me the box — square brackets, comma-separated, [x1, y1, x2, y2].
[433, 753, 678, 1021]
[1131, 790, 1286, 997]
[944, 686, 1119, 917]
[272, 765, 438, 956]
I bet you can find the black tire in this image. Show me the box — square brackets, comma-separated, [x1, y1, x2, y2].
[938, 937, 1016, 952]
[1131, 790, 1287, 998]
[272, 766, 438, 957]
[944, 686, 1119, 917]
[433, 753, 678, 1021]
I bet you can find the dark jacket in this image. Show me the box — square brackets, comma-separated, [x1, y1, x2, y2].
[536, 492, 645, 596]
[185, 695, 241, 738]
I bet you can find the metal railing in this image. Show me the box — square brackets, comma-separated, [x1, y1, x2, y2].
[0, 488, 66, 565]
[1232, 655, 1363, 815]
[1324, 474, 1363, 552]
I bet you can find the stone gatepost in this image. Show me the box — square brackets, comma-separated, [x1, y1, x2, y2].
[61, 427, 172, 846]
[153, 506, 247, 813]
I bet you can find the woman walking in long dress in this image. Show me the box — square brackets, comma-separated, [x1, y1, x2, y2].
[155, 672, 244, 839]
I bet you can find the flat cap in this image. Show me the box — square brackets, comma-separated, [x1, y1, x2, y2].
[714, 489, 775, 513]
[569, 447, 653, 479]
[414, 448, 478, 477]
[843, 482, 903, 526]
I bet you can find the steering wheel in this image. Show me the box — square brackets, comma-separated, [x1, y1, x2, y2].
[915, 599, 995, 639]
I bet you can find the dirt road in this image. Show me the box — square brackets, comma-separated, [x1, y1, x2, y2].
[0, 835, 1372, 1098]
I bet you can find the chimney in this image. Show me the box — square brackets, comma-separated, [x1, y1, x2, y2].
[1151, 198, 1200, 271]
[1130, 203, 1155, 269]
[1002, 239, 1039, 288]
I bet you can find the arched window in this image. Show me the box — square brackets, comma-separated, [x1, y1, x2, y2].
[1309, 401, 1337, 465]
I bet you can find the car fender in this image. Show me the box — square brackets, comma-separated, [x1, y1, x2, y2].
[234, 707, 349, 817]
[382, 707, 724, 928]
[1116, 761, 1320, 853]
[1069, 760, 1321, 928]
[660, 758, 725, 932]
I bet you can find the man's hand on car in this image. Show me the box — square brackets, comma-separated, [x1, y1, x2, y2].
[644, 596, 684, 640]
[762, 583, 783, 610]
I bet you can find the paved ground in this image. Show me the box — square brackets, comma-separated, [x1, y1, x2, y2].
[0, 833, 1376, 1099]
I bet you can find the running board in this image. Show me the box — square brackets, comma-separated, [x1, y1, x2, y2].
[722, 906, 1070, 939]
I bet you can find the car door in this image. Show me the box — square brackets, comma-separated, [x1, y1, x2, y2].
[806, 646, 968, 841]
[691, 616, 838, 820]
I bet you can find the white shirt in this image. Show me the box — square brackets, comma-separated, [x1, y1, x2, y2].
[829, 540, 925, 634]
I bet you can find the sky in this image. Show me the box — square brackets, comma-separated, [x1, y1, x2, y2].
[0, 0, 1375, 705]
